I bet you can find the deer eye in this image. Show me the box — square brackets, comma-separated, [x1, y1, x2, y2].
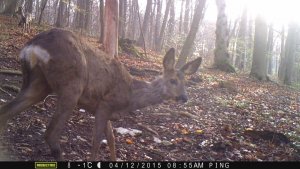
[170, 79, 178, 85]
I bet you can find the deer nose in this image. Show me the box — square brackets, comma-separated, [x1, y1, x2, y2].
[176, 95, 188, 103]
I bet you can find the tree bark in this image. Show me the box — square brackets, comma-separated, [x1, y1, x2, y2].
[25, 0, 33, 13]
[250, 15, 268, 80]
[137, 0, 152, 47]
[156, 0, 171, 52]
[149, 0, 156, 49]
[278, 27, 285, 82]
[99, 0, 104, 43]
[167, 0, 175, 37]
[213, 0, 235, 72]
[84, 0, 91, 32]
[128, 0, 138, 40]
[2, 0, 19, 15]
[103, 0, 119, 58]
[154, 0, 161, 49]
[279, 23, 299, 85]
[235, 7, 247, 70]
[176, 0, 206, 68]
[179, 0, 184, 34]
[267, 24, 274, 75]
[183, 0, 190, 34]
[38, 0, 48, 25]
[55, 0, 65, 27]
[118, 0, 127, 39]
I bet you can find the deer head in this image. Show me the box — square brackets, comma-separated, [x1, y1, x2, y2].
[161, 48, 202, 102]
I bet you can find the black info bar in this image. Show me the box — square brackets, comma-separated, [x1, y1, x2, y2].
[0, 161, 298, 169]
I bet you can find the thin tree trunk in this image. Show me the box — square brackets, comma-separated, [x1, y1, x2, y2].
[267, 24, 274, 75]
[38, 0, 48, 25]
[167, 0, 175, 36]
[213, 0, 235, 72]
[179, 0, 184, 34]
[137, 0, 152, 47]
[281, 23, 299, 85]
[183, 0, 190, 34]
[154, 0, 161, 50]
[103, 0, 119, 58]
[99, 0, 104, 43]
[25, 0, 33, 13]
[84, 0, 91, 32]
[2, 0, 19, 15]
[149, 0, 156, 49]
[156, 0, 171, 52]
[118, 0, 127, 39]
[55, 0, 64, 27]
[250, 15, 268, 80]
[176, 0, 206, 68]
[235, 7, 247, 70]
[278, 27, 285, 82]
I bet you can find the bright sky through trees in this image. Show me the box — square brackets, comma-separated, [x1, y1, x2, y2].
[139, 0, 299, 26]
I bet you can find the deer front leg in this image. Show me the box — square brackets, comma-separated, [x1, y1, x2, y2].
[45, 92, 80, 160]
[91, 107, 110, 161]
[105, 120, 116, 161]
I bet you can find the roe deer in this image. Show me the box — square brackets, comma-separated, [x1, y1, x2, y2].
[0, 28, 202, 161]
[16, 7, 32, 33]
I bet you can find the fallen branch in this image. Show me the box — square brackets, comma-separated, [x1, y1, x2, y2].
[177, 111, 199, 119]
[0, 87, 13, 97]
[1, 84, 20, 93]
[137, 123, 159, 136]
[0, 69, 22, 75]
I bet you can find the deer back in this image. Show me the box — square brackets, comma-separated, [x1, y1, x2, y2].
[22, 28, 133, 112]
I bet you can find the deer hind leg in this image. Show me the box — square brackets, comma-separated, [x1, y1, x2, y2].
[45, 85, 82, 161]
[0, 77, 50, 133]
[91, 107, 110, 161]
[105, 121, 116, 161]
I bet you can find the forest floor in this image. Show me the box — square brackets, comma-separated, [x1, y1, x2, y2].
[0, 15, 300, 161]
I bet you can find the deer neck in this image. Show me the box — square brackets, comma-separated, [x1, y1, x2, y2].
[130, 77, 165, 110]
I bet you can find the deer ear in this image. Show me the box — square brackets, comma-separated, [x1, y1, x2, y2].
[163, 48, 175, 72]
[180, 57, 202, 75]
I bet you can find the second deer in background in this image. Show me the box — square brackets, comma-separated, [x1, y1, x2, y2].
[15, 7, 32, 33]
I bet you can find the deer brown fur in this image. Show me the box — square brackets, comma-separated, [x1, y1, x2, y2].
[0, 28, 202, 161]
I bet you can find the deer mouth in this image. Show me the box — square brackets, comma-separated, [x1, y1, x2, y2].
[175, 95, 188, 103]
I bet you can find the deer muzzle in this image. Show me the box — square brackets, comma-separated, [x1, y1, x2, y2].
[176, 95, 188, 103]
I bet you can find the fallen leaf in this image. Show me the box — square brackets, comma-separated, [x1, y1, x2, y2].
[126, 139, 133, 144]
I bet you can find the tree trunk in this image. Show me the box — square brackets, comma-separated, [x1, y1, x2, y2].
[35, 0, 40, 19]
[137, 0, 152, 47]
[250, 15, 268, 80]
[74, 0, 85, 30]
[213, 0, 235, 72]
[279, 23, 299, 85]
[167, 0, 175, 37]
[25, 0, 33, 13]
[267, 24, 274, 75]
[176, 0, 206, 68]
[84, 0, 91, 32]
[55, 0, 65, 27]
[183, 0, 190, 34]
[278, 27, 285, 82]
[235, 7, 247, 70]
[179, 0, 184, 34]
[149, 0, 156, 49]
[154, 0, 161, 49]
[99, 0, 104, 43]
[128, 0, 138, 40]
[66, 0, 71, 27]
[118, 0, 127, 39]
[103, 0, 119, 58]
[2, 0, 19, 15]
[156, 0, 171, 52]
[38, 0, 48, 25]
